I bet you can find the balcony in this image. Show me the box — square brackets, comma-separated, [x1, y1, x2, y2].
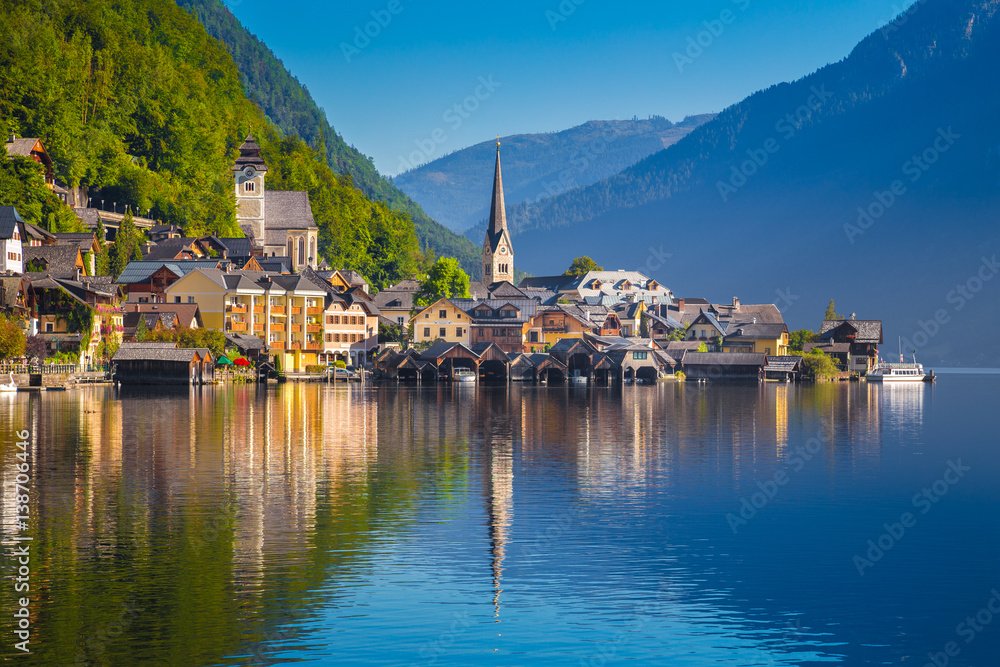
[269, 342, 285, 350]
[306, 325, 322, 333]
[253, 305, 264, 314]
[289, 307, 302, 315]
[229, 322, 248, 332]
[306, 307, 323, 315]
[288, 341, 302, 350]
[270, 307, 285, 316]
[226, 304, 248, 313]
[305, 342, 322, 350]
[542, 326, 568, 333]
[253, 323, 264, 333]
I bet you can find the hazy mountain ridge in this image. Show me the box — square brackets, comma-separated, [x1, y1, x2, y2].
[392, 115, 714, 233]
[505, 0, 1000, 365]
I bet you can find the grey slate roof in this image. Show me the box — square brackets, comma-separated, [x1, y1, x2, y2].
[226, 333, 266, 351]
[233, 133, 268, 173]
[0, 276, 25, 310]
[820, 319, 883, 344]
[264, 191, 316, 230]
[117, 260, 227, 285]
[765, 356, 803, 372]
[23, 246, 81, 279]
[647, 311, 683, 330]
[724, 323, 787, 340]
[0, 206, 24, 240]
[218, 237, 253, 258]
[374, 289, 414, 311]
[113, 346, 209, 362]
[4, 137, 43, 158]
[682, 352, 766, 367]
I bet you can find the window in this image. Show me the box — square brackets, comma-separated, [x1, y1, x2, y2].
[456, 327, 463, 337]
[45, 322, 54, 332]
[244, 181, 255, 192]
[439, 327, 446, 338]
[502, 309, 515, 317]
[298, 238, 305, 266]
[397, 317, 404, 325]
[188, 297, 195, 304]
[530, 331, 539, 343]
[310, 237, 315, 264]
[287, 239, 293, 258]
[174, 296, 181, 304]
[231, 296, 239, 305]
[423, 327, 431, 338]
[439, 310, 447, 318]
[326, 334, 332, 342]
[633, 351, 648, 360]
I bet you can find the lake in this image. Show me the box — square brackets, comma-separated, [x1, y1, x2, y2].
[2, 373, 999, 665]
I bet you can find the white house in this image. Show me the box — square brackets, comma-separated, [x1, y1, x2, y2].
[0, 206, 25, 274]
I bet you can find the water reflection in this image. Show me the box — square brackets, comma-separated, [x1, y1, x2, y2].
[0, 379, 954, 666]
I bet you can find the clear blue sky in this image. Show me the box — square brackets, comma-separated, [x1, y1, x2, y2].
[227, 0, 912, 176]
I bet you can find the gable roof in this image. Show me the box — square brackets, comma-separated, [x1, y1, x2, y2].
[724, 322, 787, 340]
[682, 352, 766, 367]
[0, 206, 24, 240]
[820, 319, 883, 343]
[690, 309, 728, 335]
[113, 345, 211, 363]
[264, 191, 317, 231]
[124, 302, 202, 328]
[23, 245, 83, 279]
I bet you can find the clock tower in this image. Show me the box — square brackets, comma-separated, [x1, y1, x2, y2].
[234, 132, 268, 242]
[483, 138, 514, 284]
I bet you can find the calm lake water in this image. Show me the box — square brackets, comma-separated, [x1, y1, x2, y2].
[2, 374, 999, 666]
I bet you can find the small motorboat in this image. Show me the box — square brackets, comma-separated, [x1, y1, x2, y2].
[452, 368, 477, 383]
[0, 373, 18, 392]
[867, 363, 926, 383]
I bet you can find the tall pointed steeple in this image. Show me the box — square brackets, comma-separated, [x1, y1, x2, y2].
[483, 137, 514, 284]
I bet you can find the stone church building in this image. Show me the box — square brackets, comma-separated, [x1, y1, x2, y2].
[482, 140, 514, 284]
[233, 133, 318, 270]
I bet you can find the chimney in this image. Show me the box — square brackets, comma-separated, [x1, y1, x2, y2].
[733, 296, 740, 308]
[678, 298, 685, 310]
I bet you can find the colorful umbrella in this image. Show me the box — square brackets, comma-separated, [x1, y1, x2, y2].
[216, 356, 232, 365]
[233, 357, 251, 367]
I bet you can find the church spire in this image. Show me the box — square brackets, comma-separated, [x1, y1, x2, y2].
[486, 139, 509, 251]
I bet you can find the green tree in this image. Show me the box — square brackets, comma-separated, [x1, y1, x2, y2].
[109, 208, 144, 278]
[801, 349, 840, 379]
[666, 324, 689, 342]
[564, 256, 603, 276]
[0, 314, 27, 359]
[135, 314, 150, 342]
[414, 257, 470, 308]
[789, 329, 818, 352]
[824, 299, 842, 321]
[697, 342, 708, 353]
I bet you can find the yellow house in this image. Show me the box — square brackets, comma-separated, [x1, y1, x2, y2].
[722, 322, 789, 356]
[524, 304, 600, 350]
[164, 269, 328, 371]
[411, 298, 472, 346]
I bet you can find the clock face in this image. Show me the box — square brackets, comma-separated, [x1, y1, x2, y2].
[499, 246, 507, 254]
[244, 167, 255, 178]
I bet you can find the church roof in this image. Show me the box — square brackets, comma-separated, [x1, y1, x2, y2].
[233, 132, 268, 173]
[485, 143, 511, 253]
[263, 191, 317, 233]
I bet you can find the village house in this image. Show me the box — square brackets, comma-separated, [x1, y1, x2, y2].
[685, 310, 728, 350]
[0, 206, 25, 273]
[374, 279, 419, 327]
[646, 310, 685, 345]
[300, 267, 381, 367]
[520, 270, 673, 307]
[163, 268, 333, 371]
[809, 317, 884, 373]
[722, 321, 790, 356]
[27, 275, 122, 365]
[463, 299, 537, 355]
[52, 232, 102, 275]
[5, 135, 54, 189]
[411, 298, 473, 346]
[117, 259, 237, 301]
[524, 303, 601, 350]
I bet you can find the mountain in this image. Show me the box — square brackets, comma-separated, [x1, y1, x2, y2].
[498, 0, 1000, 367]
[176, 0, 480, 276]
[0, 0, 425, 290]
[391, 115, 713, 234]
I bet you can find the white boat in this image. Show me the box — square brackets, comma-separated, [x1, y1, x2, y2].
[452, 368, 477, 383]
[0, 373, 17, 392]
[569, 374, 588, 385]
[867, 363, 926, 382]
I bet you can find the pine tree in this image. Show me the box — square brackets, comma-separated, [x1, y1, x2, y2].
[824, 299, 841, 321]
[110, 208, 143, 278]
